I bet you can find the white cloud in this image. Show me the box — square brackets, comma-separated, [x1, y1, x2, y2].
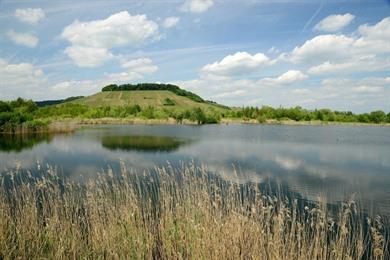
[267, 46, 280, 54]
[0, 59, 46, 99]
[314, 13, 355, 32]
[284, 17, 390, 75]
[260, 70, 308, 86]
[50, 80, 99, 97]
[181, 0, 214, 13]
[307, 55, 390, 75]
[292, 88, 312, 95]
[162, 16, 180, 28]
[175, 74, 389, 112]
[61, 11, 159, 67]
[176, 18, 390, 111]
[48, 57, 158, 97]
[287, 34, 354, 64]
[213, 90, 247, 98]
[7, 30, 38, 48]
[64, 46, 114, 68]
[120, 58, 158, 74]
[108, 58, 158, 84]
[105, 71, 144, 84]
[202, 52, 272, 76]
[15, 8, 45, 24]
[352, 85, 384, 93]
[354, 17, 390, 54]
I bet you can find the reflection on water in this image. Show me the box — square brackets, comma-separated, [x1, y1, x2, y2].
[0, 124, 389, 216]
[101, 135, 190, 152]
[0, 134, 53, 153]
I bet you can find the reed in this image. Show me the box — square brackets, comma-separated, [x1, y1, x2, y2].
[0, 163, 388, 259]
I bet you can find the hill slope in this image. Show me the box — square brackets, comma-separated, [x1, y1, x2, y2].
[71, 90, 226, 111]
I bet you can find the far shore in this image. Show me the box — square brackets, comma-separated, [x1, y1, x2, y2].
[54, 117, 390, 128]
[1, 117, 389, 134]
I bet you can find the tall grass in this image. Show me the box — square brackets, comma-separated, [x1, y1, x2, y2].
[0, 163, 388, 259]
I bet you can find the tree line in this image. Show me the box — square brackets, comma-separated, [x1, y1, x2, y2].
[1, 98, 389, 133]
[228, 106, 390, 124]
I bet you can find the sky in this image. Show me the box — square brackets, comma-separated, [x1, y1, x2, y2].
[0, 0, 389, 112]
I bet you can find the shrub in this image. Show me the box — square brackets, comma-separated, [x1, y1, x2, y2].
[163, 98, 176, 106]
[141, 106, 155, 119]
[257, 115, 267, 123]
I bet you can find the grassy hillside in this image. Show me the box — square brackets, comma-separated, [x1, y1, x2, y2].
[72, 90, 225, 111]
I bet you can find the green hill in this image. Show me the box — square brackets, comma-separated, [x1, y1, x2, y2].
[71, 90, 226, 111]
[25, 84, 231, 126]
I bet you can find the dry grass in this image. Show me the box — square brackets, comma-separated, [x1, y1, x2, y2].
[0, 163, 388, 259]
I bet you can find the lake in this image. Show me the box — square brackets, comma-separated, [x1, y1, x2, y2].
[1, 124, 389, 216]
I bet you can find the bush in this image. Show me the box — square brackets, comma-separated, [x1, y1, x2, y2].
[369, 110, 386, 124]
[125, 105, 141, 115]
[163, 98, 176, 106]
[141, 106, 155, 119]
[257, 115, 266, 123]
[0, 101, 11, 113]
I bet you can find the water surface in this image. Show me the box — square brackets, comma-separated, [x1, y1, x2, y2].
[1, 124, 389, 216]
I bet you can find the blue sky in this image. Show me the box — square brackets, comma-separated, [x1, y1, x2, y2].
[0, 0, 389, 112]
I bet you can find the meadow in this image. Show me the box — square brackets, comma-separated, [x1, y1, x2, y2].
[0, 163, 388, 259]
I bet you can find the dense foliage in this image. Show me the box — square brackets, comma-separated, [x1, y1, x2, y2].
[35, 103, 222, 124]
[102, 83, 205, 103]
[0, 97, 389, 132]
[0, 98, 48, 132]
[228, 106, 390, 124]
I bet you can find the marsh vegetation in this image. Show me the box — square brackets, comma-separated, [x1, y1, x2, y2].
[0, 163, 388, 259]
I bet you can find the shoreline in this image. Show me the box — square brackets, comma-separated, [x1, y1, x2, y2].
[73, 117, 390, 127]
[1, 117, 389, 134]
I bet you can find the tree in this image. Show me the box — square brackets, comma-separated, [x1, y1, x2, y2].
[0, 101, 11, 113]
[191, 108, 207, 124]
[369, 110, 386, 123]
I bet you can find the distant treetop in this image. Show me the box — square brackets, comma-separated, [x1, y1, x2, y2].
[101, 83, 204, 103]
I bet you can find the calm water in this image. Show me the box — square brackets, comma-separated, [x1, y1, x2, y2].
[1, 124, 389, 216]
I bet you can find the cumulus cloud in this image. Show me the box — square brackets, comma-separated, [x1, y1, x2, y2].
[260, 70, 308, 86]
[15, 8, 45, 24]
[120, 58, 158, 74]
[50, 80, 99, 98]
[173, 18, 389, 111]
[48, 57, 158, 97]
[283, 17, 390, 75]
[105, 71, 144, 85]
[7, 30, 38, 48]
[0, 59, 46, 99]
[61, 11, 159, 67]
[307, 55, 390, 75]
[352, 85, 384, 93]
[314, 13, 355, 32]
[175, 73, 389, 112]
[292, 88, 312, 95]
[181, 0, 214, 13]
[106, 57, 159, 84]
[202, 52, 272, 76]
[354, 17, 390, 54]
[162, 16, 180, 28]
[64, 46, 114, 68]
[286, 34, 355, 64]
